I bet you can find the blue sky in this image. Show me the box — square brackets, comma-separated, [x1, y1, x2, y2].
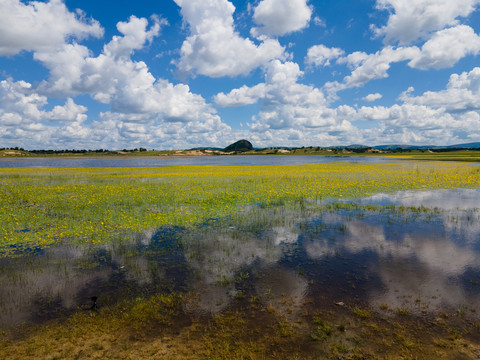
[1, 0, 480, 149]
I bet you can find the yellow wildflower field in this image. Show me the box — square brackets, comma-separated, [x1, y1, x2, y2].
[1, 161, 479, 256]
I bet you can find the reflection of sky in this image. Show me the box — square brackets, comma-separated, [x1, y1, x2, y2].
[2, 189, 480, 328]
[345, 221, 480, 314]
[181, 221, 302, 314]
[362, 188, 480, 248]
[182, 189, 480, 317]
[303, 189, 480, 315]
[0, 245, 112, 327]
[362, 188, 480, 210]
[0, 230, 170, 328]
[369, 259, 471, 314]
[255, 266, 308, 320]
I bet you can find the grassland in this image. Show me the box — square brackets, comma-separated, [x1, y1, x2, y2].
[1, 161, 479, 257]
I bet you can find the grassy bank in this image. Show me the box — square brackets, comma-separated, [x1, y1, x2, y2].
[386, 151, 480, 162]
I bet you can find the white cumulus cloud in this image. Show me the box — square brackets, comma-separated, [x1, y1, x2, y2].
[356, 102, 480, 145]
[325, 46, 420, 99]
[46, 98, 87, 122]
[0, 14, 234, 149]
[173, 0, 284, 77]
[215, 60, 357, 146]
[251, 0, 312, 37]
[325, 23, 480, 100]
[363, 93, 383, 102]
[0, 0, 103, 56]
[400, 67, 480, 111]
[0, 80, 46, 125]
[0, 79, 90, 147]
[34, 15, 222, 129]
[408, 25, 480, 69]
[215, 84, 267, 107]
[104, 15, 165, 59]
[34, 16, 164, 100]
[372, 0, 480, 45]
[305, 44, 345, 67]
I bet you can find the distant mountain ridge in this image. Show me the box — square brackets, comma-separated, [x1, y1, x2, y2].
[323, 142, 480, 150]
[372, 142, 480, 150]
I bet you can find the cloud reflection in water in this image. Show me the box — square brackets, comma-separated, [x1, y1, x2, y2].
[1, 188, 480, 328]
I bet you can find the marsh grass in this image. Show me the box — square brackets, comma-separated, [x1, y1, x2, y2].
[1, 162, 479, 256]
[1, 162, 480, 358]
[3, 288, 478, 360]
[353, 306, 373, 319]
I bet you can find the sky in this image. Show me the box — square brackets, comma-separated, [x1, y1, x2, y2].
[1, 0, 480, 150]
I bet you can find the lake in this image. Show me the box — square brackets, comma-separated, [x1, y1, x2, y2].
[0, 155, 391, 168]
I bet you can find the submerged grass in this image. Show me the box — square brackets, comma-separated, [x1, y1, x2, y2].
[1, 161, 479, 256]
[2, 290, 480, 359]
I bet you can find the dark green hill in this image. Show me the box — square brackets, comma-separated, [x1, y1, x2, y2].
[223, 139, 253, 152]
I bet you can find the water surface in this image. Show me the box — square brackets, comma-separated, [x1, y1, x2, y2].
[1, 188, 480, 329]
[0, 155, 391, 168]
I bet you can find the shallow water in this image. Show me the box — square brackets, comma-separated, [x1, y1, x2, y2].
[0, 155, 391, 168]
[1, 188, 480, 329]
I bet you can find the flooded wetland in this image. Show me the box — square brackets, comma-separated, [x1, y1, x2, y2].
[1, 159, 480, 359]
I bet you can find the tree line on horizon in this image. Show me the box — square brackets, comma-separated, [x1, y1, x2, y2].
[0, 147, 148, 154]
